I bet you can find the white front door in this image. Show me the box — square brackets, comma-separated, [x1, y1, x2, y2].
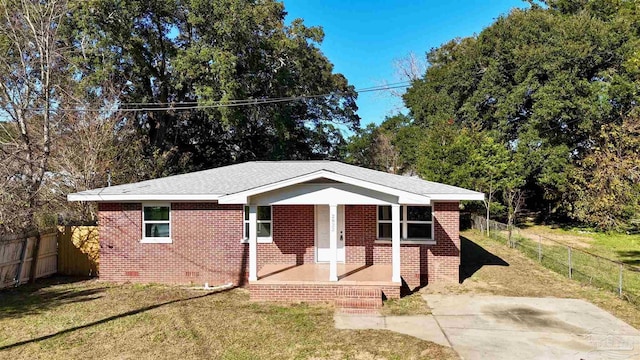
[316, 205, 345, 262]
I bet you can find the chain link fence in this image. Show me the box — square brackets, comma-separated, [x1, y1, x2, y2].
[470, 215, 640, 307]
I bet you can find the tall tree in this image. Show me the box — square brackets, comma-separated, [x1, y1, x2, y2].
[570, 114, 640, 231]
[65, 0, 359, 175]
[403, 2, 639, 221]
[0, 0, 67, 231]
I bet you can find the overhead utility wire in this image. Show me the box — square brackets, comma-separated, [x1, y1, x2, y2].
[49, 83, 412, 113]
[118, 81, 412, 106]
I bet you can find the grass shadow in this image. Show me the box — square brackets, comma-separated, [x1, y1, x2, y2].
[616, 250, 640, 266]
[0, 276, 102, 321]
[459, 236, 509, 283]
[0, 286, 234, 351]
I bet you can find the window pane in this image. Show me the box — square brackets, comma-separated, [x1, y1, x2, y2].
[244, 206, 249, 221]
[378, 206, 391, 221]
[407, 206, 432, 221]
[257, 222, 271, 237]
[244, 224, 249, 239]
[257, 206, 271, 220]
[144, 206, 169, 221]
[407, 223, 432, 239]
[378, 223, 391, 238]
[145, 223, 170, 238]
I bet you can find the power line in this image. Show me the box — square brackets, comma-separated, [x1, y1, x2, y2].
[47, 83, 411, 113]
[118, 81, 412, 106]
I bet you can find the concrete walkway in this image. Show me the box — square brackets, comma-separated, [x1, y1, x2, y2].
[334, 313, 450, 347]
[335, 295, 640, 360]
[426, 294, 640, 360]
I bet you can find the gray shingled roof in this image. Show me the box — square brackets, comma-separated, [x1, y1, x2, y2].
[68, 161, 483, 200]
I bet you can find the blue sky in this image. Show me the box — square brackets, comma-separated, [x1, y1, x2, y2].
[283, 0, 528, 128]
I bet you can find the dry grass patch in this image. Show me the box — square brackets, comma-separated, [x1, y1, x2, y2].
[431, 230, 640, 329]
[0, 278, 456, 360]
[381, 292, 431, 316]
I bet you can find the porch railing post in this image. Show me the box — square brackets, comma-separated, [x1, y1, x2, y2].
[248, 205, 258, 282]
[329, 204, 338, 282]
[391, 204, 401, 283]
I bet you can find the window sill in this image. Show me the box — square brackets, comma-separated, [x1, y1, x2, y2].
[375, 239, 436, 245]
[240, 237, 273, 244]
[140, 238, 173, 244]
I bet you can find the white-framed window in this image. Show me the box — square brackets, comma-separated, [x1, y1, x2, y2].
[242, 205, 273, 243]
[141, 203, 172, 243]
[377, 205, 433, 241]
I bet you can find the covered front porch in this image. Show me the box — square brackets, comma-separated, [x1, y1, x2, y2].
[250, 263, 401, 304]
[218, 172, 433, 287]
[255, 263, 395, 286]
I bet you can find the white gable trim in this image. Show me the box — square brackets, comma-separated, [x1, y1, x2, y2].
[250, 183, 403, 205]
[218, 170, 431, 205]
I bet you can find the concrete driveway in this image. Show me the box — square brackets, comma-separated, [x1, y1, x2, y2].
[424, 294, 640, 360]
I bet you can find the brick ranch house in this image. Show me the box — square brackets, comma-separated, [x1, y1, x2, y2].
[68, 161, 483, 305]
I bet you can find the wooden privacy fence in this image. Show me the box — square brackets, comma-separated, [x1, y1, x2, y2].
[57, 225, 99, 277]
[0, 230, 58, 289]
[0, 225, 99, 289]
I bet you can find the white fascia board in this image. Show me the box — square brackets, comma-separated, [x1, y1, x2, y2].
[218, 170, 431, 205]
[67, 193, 222, 202]
[428, 193, 485, 201]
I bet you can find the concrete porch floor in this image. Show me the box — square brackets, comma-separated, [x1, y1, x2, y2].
[255, 263, 396, 286]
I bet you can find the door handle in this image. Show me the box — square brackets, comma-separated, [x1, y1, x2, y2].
[340, 231, 343, 242]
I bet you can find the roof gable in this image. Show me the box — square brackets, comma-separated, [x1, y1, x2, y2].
[218, 170, 431, 205]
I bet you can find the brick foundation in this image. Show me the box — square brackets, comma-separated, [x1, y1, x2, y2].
[249, 283, 400, 302]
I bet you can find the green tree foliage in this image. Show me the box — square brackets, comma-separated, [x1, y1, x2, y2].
[416, 120, 476, 188]
[570, 115, 640, 231]
[346, 113, 424, 174]
[400, 0, 640, 227]
[64, 0, 359, 176]
[1, 0, 356, 232]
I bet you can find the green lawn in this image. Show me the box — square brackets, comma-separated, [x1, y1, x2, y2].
[519, 224, 640, 266]
[0, 278, 456, 360]
[481, 226, 640, 309]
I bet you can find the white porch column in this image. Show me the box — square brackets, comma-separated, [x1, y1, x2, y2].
[248, 205, 258, 282]
[329, 204, 338, 281]
[391, 204, 401, 283]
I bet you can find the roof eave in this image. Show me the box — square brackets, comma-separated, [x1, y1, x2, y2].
[67, 194, 222, 202]
[428, 193, 485, 201]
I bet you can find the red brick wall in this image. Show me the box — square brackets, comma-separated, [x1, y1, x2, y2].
[98, 201, 460, 290]
[345, 202, 461, 290]
[98, 203, 315, 286]
[258, 205, 315, 269]
[98, 202, 248, 286]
